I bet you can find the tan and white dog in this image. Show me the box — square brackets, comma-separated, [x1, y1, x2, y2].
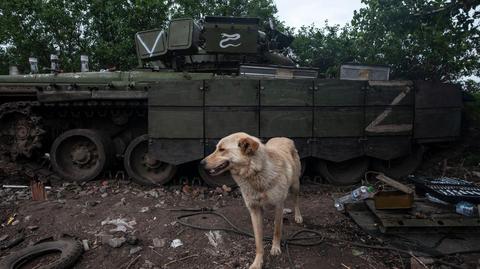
[201, 132, 303, 269]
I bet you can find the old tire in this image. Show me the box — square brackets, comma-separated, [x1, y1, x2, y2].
[0, 239, 83, 269]
[50, 129, 113, 182]
[315, 157, 370, 185]
[371, 146, 425, 179]
[124, 134, 177, 185]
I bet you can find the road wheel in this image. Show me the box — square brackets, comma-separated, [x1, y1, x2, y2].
[50, 129, 113, 182]
[315, 157, 370, 185]
[371, 146, 425, 179]
[124, 134, 176, 185]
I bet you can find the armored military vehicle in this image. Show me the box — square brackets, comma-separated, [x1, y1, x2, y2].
[0, 16, 462, 186]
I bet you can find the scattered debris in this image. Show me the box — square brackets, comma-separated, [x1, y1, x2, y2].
[0, 233, 24, 250]
[126, 235, 139, 245]
[11, 220, 19, 226]
[82, 239, 90, 251]
[222, 184, 232, 193]
[31, 180, 47, 201]
[101, 218, 136, 231]
[139, 207, 150, 213]
[170, 239, 183, 248]
[98, 233, 113, 244]
[153, 238, 166, 248]
[101, 193, 108, 198]
[27, 225, 39, 231]
[122, 254, 141, 269]
[142, 259, 155, 269]
[115, 197, 127, 206]
[129, 246, 142, 255]
[283, 208, 292, 214]
[108, 237, 126, 248]
[146, 190, 159, 198]
[6, 215, 16, 225]
[205, 231, 223, 248]
[162, 254, 199, 268]
[2, 185, 52, 190]
[351, 249, 363, 256]
[0, 235, 9, 242]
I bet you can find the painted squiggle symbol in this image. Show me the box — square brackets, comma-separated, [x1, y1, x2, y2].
[219, 33, 241, 48]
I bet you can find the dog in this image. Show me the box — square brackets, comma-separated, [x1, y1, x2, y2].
[201, 132, 303, 269]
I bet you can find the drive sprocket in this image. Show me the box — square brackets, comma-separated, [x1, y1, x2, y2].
[0, 102, 45, 160]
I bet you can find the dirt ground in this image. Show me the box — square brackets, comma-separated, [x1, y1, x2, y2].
[1, 141, 480, 269]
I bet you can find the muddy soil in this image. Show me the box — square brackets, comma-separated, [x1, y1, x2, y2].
[1, 141, 480, 269]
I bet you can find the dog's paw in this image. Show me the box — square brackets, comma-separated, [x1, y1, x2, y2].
[295, 214, 303, 224]
[270, 245, 282, 256]
[249, 261, 263, 269]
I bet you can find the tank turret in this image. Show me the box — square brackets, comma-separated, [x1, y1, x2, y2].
[135, 16, 297, 73]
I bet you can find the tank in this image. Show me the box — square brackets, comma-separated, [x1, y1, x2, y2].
[0, 16, 462, 186]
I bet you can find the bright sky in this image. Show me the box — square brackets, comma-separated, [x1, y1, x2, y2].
[275, 0, 364, 29]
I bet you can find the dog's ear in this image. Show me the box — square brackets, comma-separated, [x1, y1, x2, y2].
[238, 137, 259, 155]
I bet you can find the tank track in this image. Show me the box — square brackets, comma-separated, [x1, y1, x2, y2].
[0, 99, 148, 183]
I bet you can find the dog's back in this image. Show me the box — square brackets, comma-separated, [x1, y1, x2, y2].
[266, 137, 301, 181]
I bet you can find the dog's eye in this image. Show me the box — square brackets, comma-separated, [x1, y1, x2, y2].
[218, 148, 225, 152]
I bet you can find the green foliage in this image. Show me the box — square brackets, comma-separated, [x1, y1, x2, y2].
[0, 0, 278, 73]
[291, 24, 355, 78]
[350, 0, 480, 81]
[0, 0, 479, 82]
[291, 0, 480, 81]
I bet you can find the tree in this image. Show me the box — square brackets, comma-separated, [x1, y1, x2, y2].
[291, 23, 356, 78]
[350, 0, 480, 81]
[0, 0, 279, 73]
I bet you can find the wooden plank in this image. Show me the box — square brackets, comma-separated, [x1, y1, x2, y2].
[376, 174, 414, 194]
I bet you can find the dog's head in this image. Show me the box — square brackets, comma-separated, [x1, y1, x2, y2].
[200, 132, 261, 176]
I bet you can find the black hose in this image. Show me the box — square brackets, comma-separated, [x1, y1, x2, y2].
[174, 209, 474, 269]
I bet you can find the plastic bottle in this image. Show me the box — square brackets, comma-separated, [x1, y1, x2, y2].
[455, 201, 476, 216]
[334, 186, 375, 211]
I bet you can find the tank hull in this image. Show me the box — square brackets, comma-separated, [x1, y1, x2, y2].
[0, 71, 462, 184]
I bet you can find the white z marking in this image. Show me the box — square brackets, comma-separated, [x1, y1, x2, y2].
[219, 33, 241, 48]
[365, 86, 413, 133]
[137, 31, 163, 57]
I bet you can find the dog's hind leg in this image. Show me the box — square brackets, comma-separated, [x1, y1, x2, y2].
[292, 180, 303, 224]
[270, 204, 283, 256]
[249, 206, 264, 269]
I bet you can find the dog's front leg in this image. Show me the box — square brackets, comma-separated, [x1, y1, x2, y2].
[270, 204, 283, 256]
[249, 206, 264, 269]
